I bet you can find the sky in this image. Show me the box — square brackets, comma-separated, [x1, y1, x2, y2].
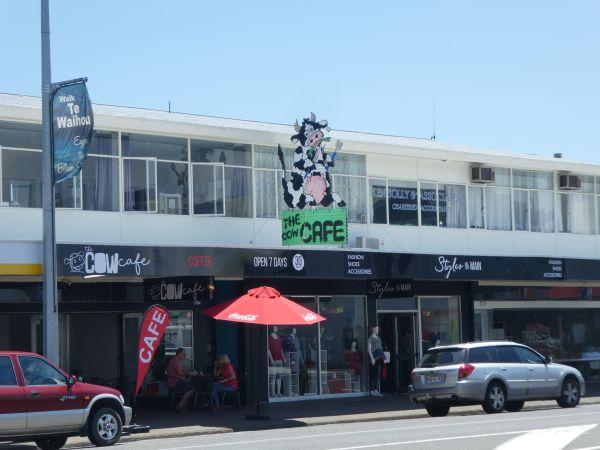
[1, 1, 599, 162]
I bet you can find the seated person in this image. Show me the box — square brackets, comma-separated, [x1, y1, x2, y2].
[210, 354, 238, 411]
[166, 348, 197, 412]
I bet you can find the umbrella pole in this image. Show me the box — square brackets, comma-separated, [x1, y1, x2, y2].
[246, 324, 270, 420]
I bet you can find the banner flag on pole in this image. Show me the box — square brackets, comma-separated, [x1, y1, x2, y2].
[52, 81, 94, 184]
[135, 305, 170, 396]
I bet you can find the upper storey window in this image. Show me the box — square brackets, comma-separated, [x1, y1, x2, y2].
[191, 139, 252, 217]
[122, 133, 189, 215]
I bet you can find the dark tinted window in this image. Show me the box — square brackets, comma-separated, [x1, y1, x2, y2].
[497, 346, 521, 363]
[420, 348, 465, 367]
[0, 356, 17, 386]
[514, 346, 544, 364]
[468, 346, 498, 363]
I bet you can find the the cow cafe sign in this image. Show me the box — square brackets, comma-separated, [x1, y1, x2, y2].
[278, 113, 348, 246]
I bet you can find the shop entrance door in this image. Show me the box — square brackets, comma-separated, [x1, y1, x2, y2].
[378, 313, 418, 393]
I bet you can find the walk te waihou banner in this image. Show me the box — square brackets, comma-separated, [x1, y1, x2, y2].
[52, 81, 94, 183]
[278, 113, 348, 246]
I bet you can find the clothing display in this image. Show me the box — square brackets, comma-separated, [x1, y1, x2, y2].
[269, 334, 284, 361]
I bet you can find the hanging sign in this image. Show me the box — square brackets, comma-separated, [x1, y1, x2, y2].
[281, 207, 347, 246]
[277, 113, 348, 246]
[135, 305, 170, 396]
[52, 81, 94, 183]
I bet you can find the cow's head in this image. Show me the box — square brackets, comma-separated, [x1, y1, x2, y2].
[291, 112, 330, 147]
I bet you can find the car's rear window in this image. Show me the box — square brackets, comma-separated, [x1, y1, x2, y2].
[419, 348, 466, 367]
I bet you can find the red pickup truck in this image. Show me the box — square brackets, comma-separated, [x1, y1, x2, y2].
[0, 351, 131, 449]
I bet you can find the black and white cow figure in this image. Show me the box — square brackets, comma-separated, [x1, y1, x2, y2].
[278, 112, 346, 209]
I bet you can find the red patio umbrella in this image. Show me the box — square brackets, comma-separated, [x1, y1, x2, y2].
[203, 286, 325, 419]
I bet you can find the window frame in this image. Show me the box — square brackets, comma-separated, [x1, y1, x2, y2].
[122, 156, 158, 214]
[191, 162, 226, 216]
[0, 146, 43, 209]
[17, 355, 68, 387]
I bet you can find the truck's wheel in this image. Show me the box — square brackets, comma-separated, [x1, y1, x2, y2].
[34, 435, 68, 450]
[88, 407, 122, 447]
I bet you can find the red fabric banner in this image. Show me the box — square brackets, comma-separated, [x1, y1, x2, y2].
[135, 305, 170, 396]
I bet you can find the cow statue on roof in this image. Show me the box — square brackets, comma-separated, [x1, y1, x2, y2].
[277, 112, 346, 209]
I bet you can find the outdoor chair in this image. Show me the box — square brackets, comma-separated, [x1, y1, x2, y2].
[220, 388, 241, 410]
[168, 388, 185, 409]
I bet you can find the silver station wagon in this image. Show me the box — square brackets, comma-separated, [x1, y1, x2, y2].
[409, 341, 585, 417]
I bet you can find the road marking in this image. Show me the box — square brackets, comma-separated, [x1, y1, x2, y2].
[495, 424, 596, 450]
[157, 408, 600, 450]
[329, 428, 556, 450]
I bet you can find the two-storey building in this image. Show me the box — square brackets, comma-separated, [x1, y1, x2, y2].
[1, 92, 600, 403]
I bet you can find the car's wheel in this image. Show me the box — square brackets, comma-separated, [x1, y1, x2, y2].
[88, 407, 122, 447]
[482, 381, 506, 414]
[505, 400, 525, 412]
[425, 402, 451, 417]
[34, 435, 68, 450]
[557, 377, 581, 408]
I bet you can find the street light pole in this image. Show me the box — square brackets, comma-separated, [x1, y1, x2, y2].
[41, 0, 59, 363]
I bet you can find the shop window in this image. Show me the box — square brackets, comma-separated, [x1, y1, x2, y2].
[0, 121, 42, 149]
[485, 187, 512, 231]
[81, 156, 120, 212]
[420, 297, 461, 355]
[254, 145, 293, 170]
[438, 184, 466, 228]
[122, 133, 187, 161]
[530, 190, 554, 232]
[514, 189, 529, 231]
[334, 153, 366, 176]
[388, 180, 418, 226]
[557, 193, 596, 234]
[164, 311, 194, 370]
[474, 305, 600, 379]
[224, 166, 253, 218]
[123, 159, 157, 212]
[1, 148, 42, 208]
[267, 299, 318, 399]
[419, 182, 437, 226]
[191, 140, 252, 218]
[123, 159, 188, 214]
[255, 169, 278, 218]
[512, 169, 554, 190]
[369, 178, 387, 224]
[192, 163, 224, 215]
[318, 296, 367, 395]
[333, 175, 367, 223]
[468, 186, 484, 229]
[55, 175, 81, 209]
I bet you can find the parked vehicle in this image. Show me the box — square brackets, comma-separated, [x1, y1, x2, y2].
[0, 351, 131, 449]
[409, 341, 585, 417]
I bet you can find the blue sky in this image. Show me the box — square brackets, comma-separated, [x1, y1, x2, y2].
[1, 1, 599, 161]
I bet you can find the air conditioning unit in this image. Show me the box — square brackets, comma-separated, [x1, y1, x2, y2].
[356, 236, 380, 250]
[559, 174, 581, 190]
[470, 166, 495, 183]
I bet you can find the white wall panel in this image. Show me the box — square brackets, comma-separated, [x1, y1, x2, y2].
[0, 208, 42, 240]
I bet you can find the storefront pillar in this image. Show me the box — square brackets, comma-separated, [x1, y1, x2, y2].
[244, 323, 268, 404]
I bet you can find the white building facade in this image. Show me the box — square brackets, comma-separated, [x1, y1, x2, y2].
[1, 93, 599, 402]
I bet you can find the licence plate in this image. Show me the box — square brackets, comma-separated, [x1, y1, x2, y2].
[425, 374, 446, 384]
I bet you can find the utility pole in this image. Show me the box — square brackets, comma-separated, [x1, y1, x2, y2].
[41, 0, 59, 363]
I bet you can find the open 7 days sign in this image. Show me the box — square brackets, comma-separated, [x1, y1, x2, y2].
[281, 208, 347, 246]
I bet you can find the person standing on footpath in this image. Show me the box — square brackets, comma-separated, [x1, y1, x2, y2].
[368, 325, 384, 396]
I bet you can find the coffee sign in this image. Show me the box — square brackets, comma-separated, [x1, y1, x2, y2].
[281, 208, 347, 246]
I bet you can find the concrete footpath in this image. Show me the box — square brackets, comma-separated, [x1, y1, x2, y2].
[63, 392, 600, 448]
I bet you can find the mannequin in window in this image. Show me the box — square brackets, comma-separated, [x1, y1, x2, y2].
[368, 325, 384, 397]
[345, 339, 362, 375]
[283, 328, 303, 369]
[268, 326, 285, 397]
